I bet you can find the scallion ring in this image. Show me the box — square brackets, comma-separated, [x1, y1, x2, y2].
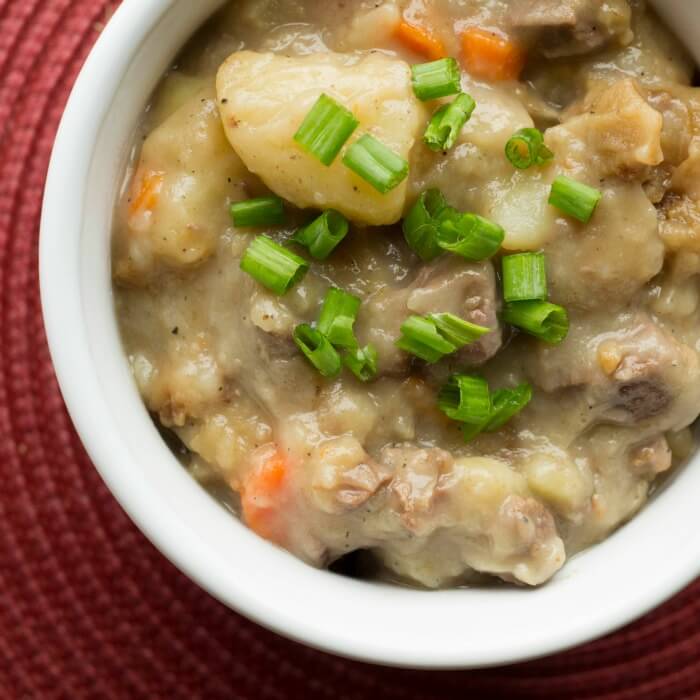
[240, 235, 309, 295]
[438, 374, 492, 424]
[438, 212, 504, 260]
[505, 128, 553, 169]
[411, 58, 461, 101]
[548, 175, 602, 223]
[343, 344, 378, 382]
[343, 134, 409, 193]
[292, 210, 349, 260]
[402, 189, 449, 261]
[502, 252, 548, 302]
[396, 315, 456, 363]
[502, 300, 569, 344]
[428, 312, 490, 346]
[293, 93, 359, 166]
[485, 383, 533, 432]
[317, 287, 361, 350]
[424, 92, 476, 152]
[293, 324, 342, 378]
[230, 196, 285, 228]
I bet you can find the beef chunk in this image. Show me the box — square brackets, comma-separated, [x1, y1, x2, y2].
[527, 312, 700, 429]
[359, 257, 502, 376]
[511, 0, 632, 58]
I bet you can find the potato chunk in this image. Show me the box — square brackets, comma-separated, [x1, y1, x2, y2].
[216, 51, 426, 225]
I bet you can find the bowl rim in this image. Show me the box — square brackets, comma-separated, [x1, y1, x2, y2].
[39, 0, 700, 670]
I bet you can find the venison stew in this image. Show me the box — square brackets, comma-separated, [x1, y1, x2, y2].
[113, 0, 700, 588]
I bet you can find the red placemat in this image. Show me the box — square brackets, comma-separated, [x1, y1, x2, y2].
[1, 1, 699, 697]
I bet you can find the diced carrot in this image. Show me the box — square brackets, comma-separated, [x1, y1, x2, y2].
[128, 167, 164, 216]
[461, 27, 525, 82]
[395, 20, 446, 61]
[241, 447, 289, 543]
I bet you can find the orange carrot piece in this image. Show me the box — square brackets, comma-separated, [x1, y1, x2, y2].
[461, 27, 525, 82]
[395, 21, 446, 61]
[241, 448, 288, 543]
[128, 168, 164, 216]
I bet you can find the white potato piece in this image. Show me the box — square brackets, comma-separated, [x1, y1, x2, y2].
[216, 51, 427, 225]
[115, 89, 249, 281]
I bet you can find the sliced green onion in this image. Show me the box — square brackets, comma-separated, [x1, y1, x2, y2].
[343, 135, 409, 193]
[485, 383, 532, 431]
[230, 196, 285, 228]
[343, 344, 378, 382]
[292, 210, 349, 260]
[293, 93, 359, 166]
[502, 252, 547, 302]
[428, 312, 490, 346]
[411, 58, 461, 101]
[502, 300, 569, 344]
[438, 212, 504, 260]
[549, 175, 602, 223]
[402, 189, 449, 261]
[424, 93, 476, 152]
[240, 236, 309, 295]
[438, 375, 492, 424]
[505, 128, 553, 169]
[317, 287, 361, 350]
[396, 315, 456, 363]
[293, 324, 342, 378]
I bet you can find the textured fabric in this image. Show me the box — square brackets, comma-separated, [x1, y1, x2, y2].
[0, 1, 699, 697]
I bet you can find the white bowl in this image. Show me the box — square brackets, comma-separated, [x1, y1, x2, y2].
[40, 0, 700, 669]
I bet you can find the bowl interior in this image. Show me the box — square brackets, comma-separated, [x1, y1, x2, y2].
[40, 0, 700, 669]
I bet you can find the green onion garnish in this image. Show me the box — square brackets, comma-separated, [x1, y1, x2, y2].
[292, 210, 349, 260]
[240, 236, 309, 295]
[402, 189, 449, 261]
[317, 287, 361, 350]
[438, 375, 492, 424]
[502, 300, 569, 344]
[411, 58, 461, 101]
[429, 312, 490, 346]
[396, 313, 489, 362]
[438, 212, 504, 260]
[343, 344, 378, 382]
[548, 175, 602, 223]
[230, 196, 285, 228]
[424, 93, 476, 152]
[343, 134, 409, 193]
[502, 252, 547, 302]
[293, 324, 342, 378]
[485, 383, 532, 432]
[505, 128, 553, 169]
[293, 94, 359, 166]
[396, 315, 456, 363]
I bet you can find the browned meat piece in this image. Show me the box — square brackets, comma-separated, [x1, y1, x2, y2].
[381, 445, 454, 532]
[628, 436, 672, 476]
[527, 312, 700, 428]
[359, 256, 502, 376]
[309, 437, 391, 514]
[499, 495, 560, 563]
[511, 0, 632, 58]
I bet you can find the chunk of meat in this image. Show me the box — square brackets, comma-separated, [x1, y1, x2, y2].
[659, 139, 700, 253]
[378, 457, 565, 587]
[527, 312, 700, 429]
[114, 89, 249, 283]
[309, 437, 391, 514]
[216, 51, 427, 225]
[382, 445, 454, 533]
[546, 80, 663, 179]
[511, 0, 632, 58]
[358, 256, 502, 375]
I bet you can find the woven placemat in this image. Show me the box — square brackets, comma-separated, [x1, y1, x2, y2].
[1, 1, 699, 697]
